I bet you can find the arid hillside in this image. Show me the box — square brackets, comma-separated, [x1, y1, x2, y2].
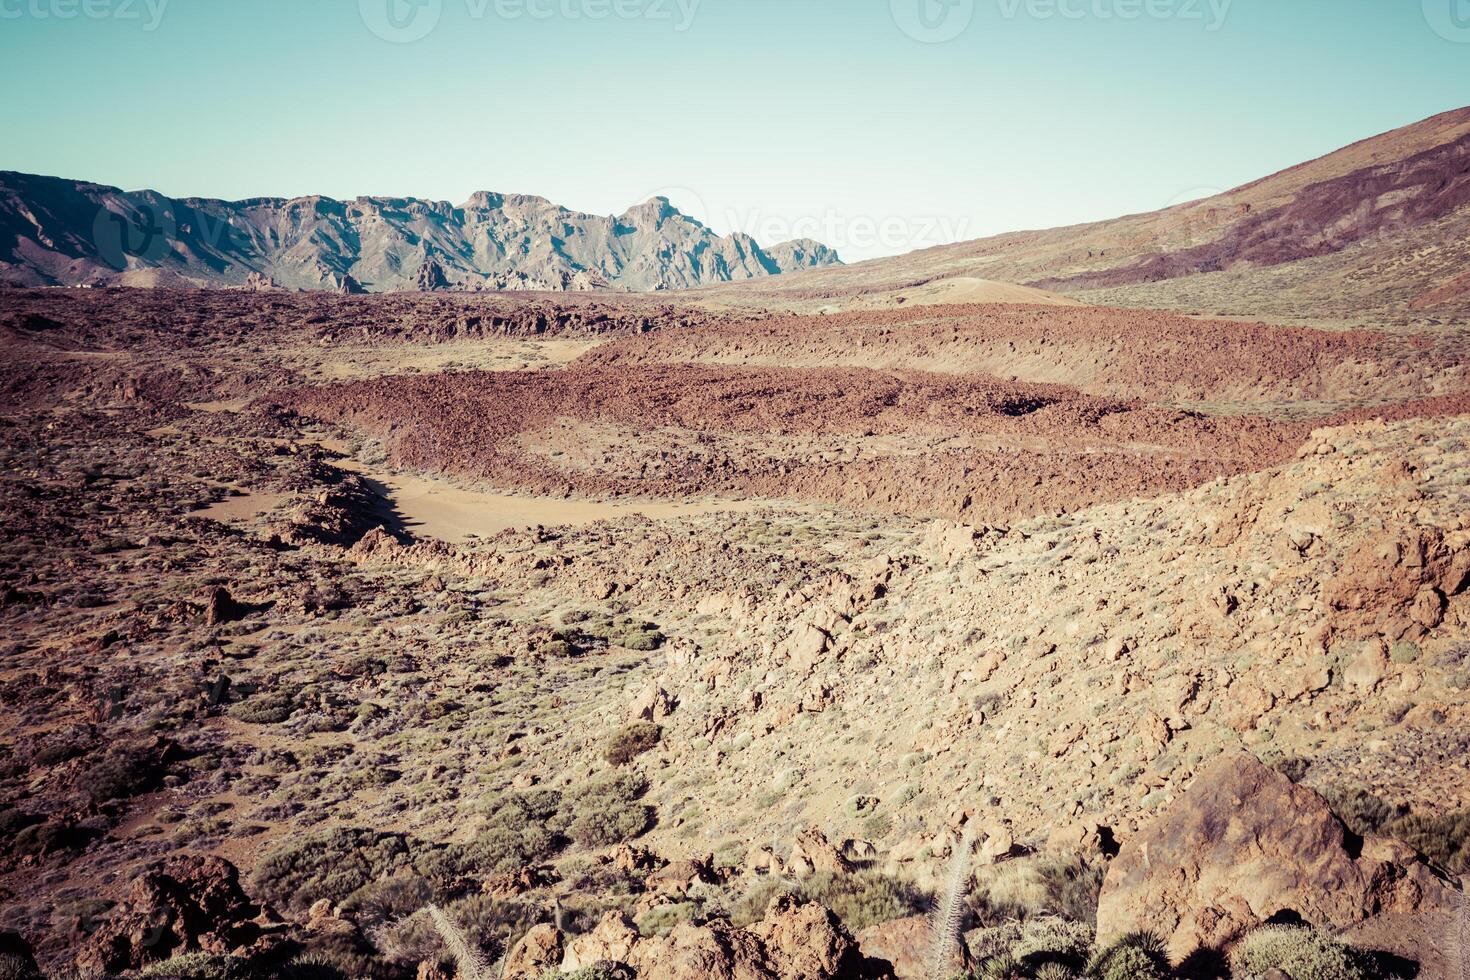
[1, 285, 1467, 980]
[695, 107, 1470, 326]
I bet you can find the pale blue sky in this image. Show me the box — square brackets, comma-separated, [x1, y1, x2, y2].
[2, 0, 1467, 259]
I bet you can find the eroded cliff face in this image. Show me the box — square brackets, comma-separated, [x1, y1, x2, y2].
[0, 174, 840, 292]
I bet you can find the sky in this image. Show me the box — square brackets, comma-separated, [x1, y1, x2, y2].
[2, 0, 1468, 261]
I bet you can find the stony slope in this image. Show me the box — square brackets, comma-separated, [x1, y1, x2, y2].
[0, 174, 841, 292]
[698, 106, 1470, 323]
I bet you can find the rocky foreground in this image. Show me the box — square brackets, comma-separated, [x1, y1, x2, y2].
[0, 287, 1467, 979]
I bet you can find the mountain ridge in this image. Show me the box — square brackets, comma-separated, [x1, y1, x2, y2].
[0, 172, 842, 293]
[696, 106, 1470, 323]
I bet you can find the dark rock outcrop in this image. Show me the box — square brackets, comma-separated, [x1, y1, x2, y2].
[1096, 752, 1459, 962]
[77, 856, 264, 973]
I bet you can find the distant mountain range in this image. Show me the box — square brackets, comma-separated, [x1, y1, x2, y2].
[0, 173, 842, 293]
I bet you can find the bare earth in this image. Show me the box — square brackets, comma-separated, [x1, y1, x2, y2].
[1, 285, 1467, 979]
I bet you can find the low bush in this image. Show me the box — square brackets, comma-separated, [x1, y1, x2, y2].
[604, 722, 662, 766]
[564, 773, 653, 848]
[136, 952, 261, 980]
[732, 870, 927, 932]
[1229, 924, 1376, 980]
[1011, 916, 1092, 971]
[228, 688, 299, 724]
[1085, 932, 1169, 980]
[1320, 786, 1405, 836]
[251, 827, 421, 912]
[1383, 810, 1470, 873]
[636, 902, 699, 937]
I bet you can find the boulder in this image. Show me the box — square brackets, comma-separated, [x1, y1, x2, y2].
[76, 856, 262, 972]
[1095, 752, 1458, 962]
[1324, 526, 1469, 641]
[855, 914, 967, 980]
[202, 586, 247, 626]
[751, 895, 892, 980]
[646, 854, 719, 897]
[562, 912, 640, 973]
[502, 923, 563, 980]
[787, 827, 852, 877]
[627, 917, 773, 980]
[626, 898, 893, 980]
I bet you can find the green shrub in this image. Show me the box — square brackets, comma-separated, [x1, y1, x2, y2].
[732, 871, 927, 932]
[636, 902, 699, 937]
[373, 895, 538, 966]
[604, 619, 665, 651]
[1035, 858, 1106, 926]
[1033, 965, 1077, 980]
[1383, 810, 1470, 873]
[1012, 916, 1093, 971]
[1320, 786, 1405, 836]
[228, 688, 299, 724]
[1086, 932, 1169, 980]
[250, 827, 419, 911]
[1229, 925, 1375, 980]
[0, 951, 41, 980]
[564, 773, 653, 848]
[137, 952, 261, 979]
[977, 955, 1026, 980]
[604, 722, 662, 766]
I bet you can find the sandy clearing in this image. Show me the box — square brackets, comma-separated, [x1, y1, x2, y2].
[364, 470, 785, 542]
[195, 491, 290, 523]
[858, 277, 1083, 310]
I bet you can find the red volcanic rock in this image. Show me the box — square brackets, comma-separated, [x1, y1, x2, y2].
[1324, 526, 1470, 642]
[77, 856, 263, 973]
[1095, 753, 1458, 962]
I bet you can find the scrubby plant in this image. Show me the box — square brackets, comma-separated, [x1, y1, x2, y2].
[1085, 932, 1169, 980]
[1229, 924, 1376, 980]
[1035, 858, 1106, 926]
[228, 688, 299, 724]
[604, 722, 662, 766]
[136, 952, 260, 979]
[1320, 786, 1405, 836]
[0, 951, 41, 980]
[636, 902, 700, 937]
[1384, 810, 1470, 874]
[976, 954, 1026, 980]
[251, 827, 421, 911]
[1011, 916, 1093, 972]
[1034, 965, 1077, 980]
[564, 773, 653, 847]
[427, 904, 490, 980]
[733, 870, 928, 933]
